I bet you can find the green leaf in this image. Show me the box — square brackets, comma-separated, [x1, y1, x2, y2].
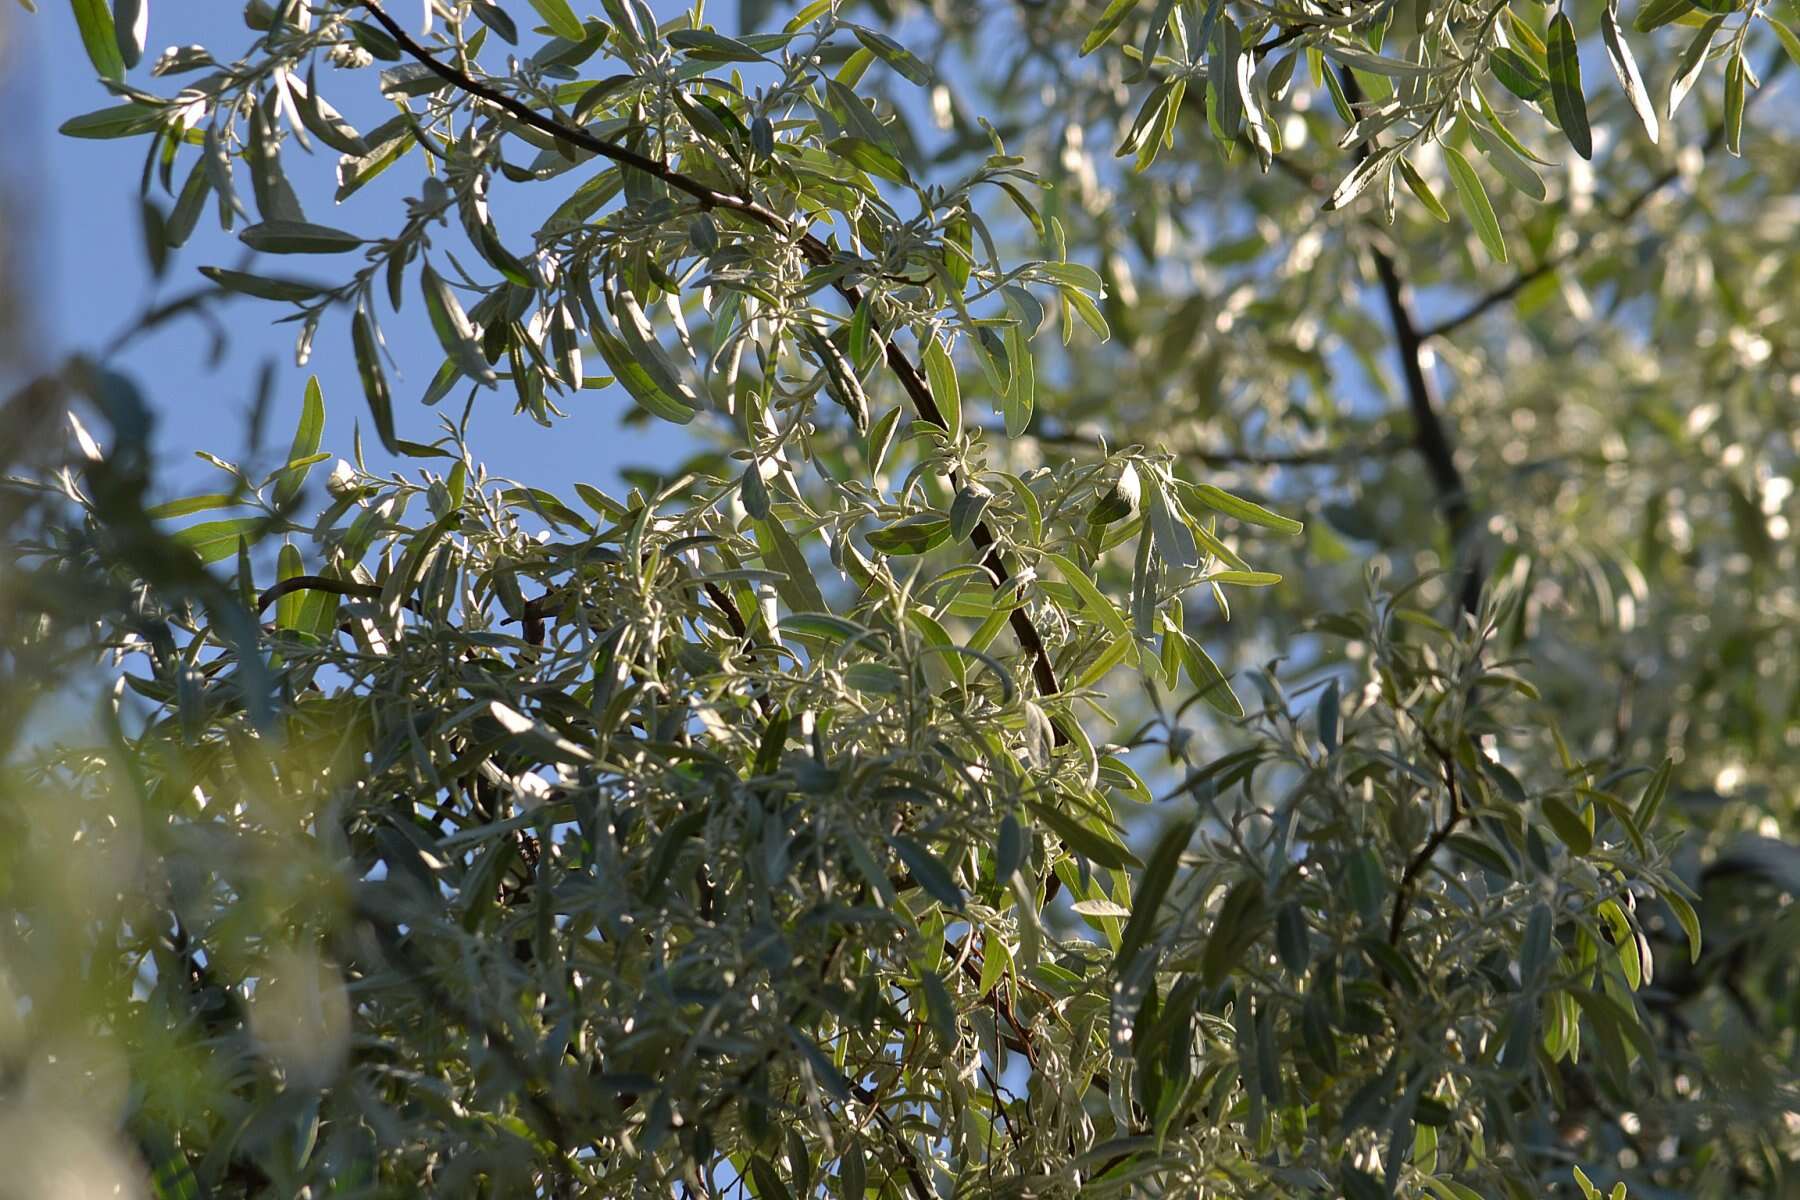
[1603, 4, 1659, 144]
[866, 514, 950, 556]
[112, 0, 147, 69]
[753, 517, 828, 614]
[1634, 756, 1673, 827]
[1081, 0, 1143, 55]
[853, 26, 933, 86]
[528, 0, 586, 41]
[239, 220, 365, 255]
[198, 267, 328, 302]
[1667, 15, 1723, 119]
[420, 264, 498, 386]
[1722, 51, 1744, 156]
[1489, 46, 1549, 102]
[1116, 819, 1194, 969]
[666, 28, 765, 62]
[1397, 155, 1450, 222]
[1321, 42, 1433, 77]
[147, 493, 236, 519]
[275, 543, 307, 632]
[1547, 12, 1592, 160]
[917, 970, 959, 1052]
[844, 661, 903, 694]
[1201, 876, 1267, 987]
[1569, 986, 1655, 1064]
[923, 336, 961, 440]
[351, 307, 398, 453]
[891, 836, 964, 910]
[1000, 320, 1034, 437]
[1026, 799, 1141, 870]
[1423, 1179, 1488, 1200]
[1471, 120, 1547, 203]
[274, 376, 325, 508]
[346, 19, 402, 60]
[828, 136, 909, 185]
[590, 328, 697, 425]
[1661, 885, 1702, 964]
[948, 484, 992, 545]
[1634, 0, 1695, 32]
[70, 0, 126, 82]
[1144, 474, 1197, 570]
[1180, 482, 1304, 535]
[172, 518, 262, 564]
[1520, 902, 1553, 986]
[747, 1156, 795, 1200]
[1541, 794, 1594, 855]
[1174, 630, 1245, 717]
[296, 66, 369, 156]
[1044, 552, 1135, 659]
[1773, 18, 1800, 71]
[470, 1, 518, 43]
[1323, 147, 1395, 213]
[58, 102, 160, 139]
[1444, 146, 1507, 264]
[140, 1125, 201, 1200]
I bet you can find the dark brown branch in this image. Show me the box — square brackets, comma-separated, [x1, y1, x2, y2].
[979, 1062, 1024, 1154]
[1420, 162, 1679, 340]
[851, 1086, 935, 1200]
[256, 572, 381, 613]
[1387, 736, 1465, 948]
[357, 0, 1062, 702]
[1336, 68, 1481, 616]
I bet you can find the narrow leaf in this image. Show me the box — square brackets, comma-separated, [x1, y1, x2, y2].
[71, 0, 127, 82]
[1547, 12, 1592, 160]
[274, 376, 325, 508]
[1603, 4, 1659, 143]
[528, 0, 585, 41]
[1444, 146, 1507, 263]
[351, 307, 398, 453]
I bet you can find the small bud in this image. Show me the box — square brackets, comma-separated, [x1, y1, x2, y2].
[325, 459, 359, 498]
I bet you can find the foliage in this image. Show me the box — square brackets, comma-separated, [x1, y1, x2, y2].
[4, 0, 1798, 1197]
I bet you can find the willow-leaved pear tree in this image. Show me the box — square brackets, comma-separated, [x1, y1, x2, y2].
[3, 0, 1796, 1197]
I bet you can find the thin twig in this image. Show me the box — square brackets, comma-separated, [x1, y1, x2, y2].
[356, 0, 1062, 702]
[1387, 735, 1465, 948]
[979, 1063, 1023, 1154]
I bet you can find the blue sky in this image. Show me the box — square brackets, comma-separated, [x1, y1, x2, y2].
[12, 2, 695, 504]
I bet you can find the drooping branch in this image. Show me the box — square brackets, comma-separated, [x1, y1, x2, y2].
[1336, 69, 1482, 615]
[355, 1, 1062, 700]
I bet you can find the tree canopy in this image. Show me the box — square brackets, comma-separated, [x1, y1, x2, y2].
[3, 1, 1798, 1197]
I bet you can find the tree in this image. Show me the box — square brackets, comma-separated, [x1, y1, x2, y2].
[3, 0, 1796, 1196]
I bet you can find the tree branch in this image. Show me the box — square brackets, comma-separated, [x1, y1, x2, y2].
[356, 0, 1062, 701]
[1421, 52, 1790, 341]
[1388, 735, 1465, 948]
[1336, 68, 1481, 615]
